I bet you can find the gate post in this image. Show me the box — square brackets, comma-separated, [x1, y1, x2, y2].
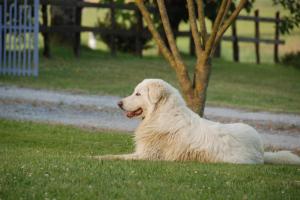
[33, 0, 39, 76]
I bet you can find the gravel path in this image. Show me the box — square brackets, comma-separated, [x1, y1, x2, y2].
[0, 85, 299, 149]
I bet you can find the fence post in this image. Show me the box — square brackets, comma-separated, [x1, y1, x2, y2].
[231, 21, 239, 62]
[214, 43, 221, 58]
[74, 2, 82, 57]
[274, 11, 280, 63]
[135, 8, 143, 57]
[254, 9, 260, 64]
[41, 4, 50, 58]
[110, 0, 116, 56]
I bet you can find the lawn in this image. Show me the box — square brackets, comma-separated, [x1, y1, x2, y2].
[1, 47, 300, 113]
[0, 119, 300, 199]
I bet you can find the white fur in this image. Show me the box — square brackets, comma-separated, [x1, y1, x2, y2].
[95, 79, 300, 165]
[264, 151, 300, 165]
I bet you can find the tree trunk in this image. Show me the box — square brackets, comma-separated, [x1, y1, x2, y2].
[50, 0, 81, 46]
[189, 57, 212, 117]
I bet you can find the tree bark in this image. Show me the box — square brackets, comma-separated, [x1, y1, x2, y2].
[192, 56, 212, 116]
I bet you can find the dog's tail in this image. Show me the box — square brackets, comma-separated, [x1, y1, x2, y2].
[264, 151, 300, 165]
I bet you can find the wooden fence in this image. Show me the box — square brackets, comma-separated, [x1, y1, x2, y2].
[39, 0, 285, 64]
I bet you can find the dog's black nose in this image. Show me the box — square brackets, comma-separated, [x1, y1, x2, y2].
[118, 101, 123, 108]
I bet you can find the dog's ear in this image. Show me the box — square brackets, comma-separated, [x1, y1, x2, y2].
[148, 82, 167, 104]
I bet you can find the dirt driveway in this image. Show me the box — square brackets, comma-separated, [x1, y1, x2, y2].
[0, 85, 299, 150]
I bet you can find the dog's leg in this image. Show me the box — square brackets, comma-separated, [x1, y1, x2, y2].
[92, 153, 140, 161]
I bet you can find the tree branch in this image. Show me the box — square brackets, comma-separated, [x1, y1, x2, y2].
[135, 0, 177, 69]
[204, 0, 229, 55]
[156, 0, 194, 102]
[213, 0, 247, 51]
[196, 0, 207, 48]
[221, 0, 232, 26]
[209, 0, 232, 56]
[156, 0, 186, 69]
[187, 0, 203, 56]
[135, 0, 194, 105]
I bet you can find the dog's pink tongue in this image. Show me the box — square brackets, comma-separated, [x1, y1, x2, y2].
[126, 111, 135, 118]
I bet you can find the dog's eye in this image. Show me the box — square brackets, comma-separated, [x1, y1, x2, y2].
[135, 92, 141, 96]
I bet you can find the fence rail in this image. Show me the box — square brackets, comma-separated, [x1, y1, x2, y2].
[39, 0, 285, 63]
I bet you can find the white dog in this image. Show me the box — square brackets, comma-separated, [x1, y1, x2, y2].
[96, 79, 300, 164]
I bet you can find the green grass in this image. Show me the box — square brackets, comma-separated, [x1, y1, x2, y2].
[1, 47, 300, 113]
[0, 119, 300, 199]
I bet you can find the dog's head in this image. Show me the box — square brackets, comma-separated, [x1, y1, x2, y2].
[118, 79, 171, 119]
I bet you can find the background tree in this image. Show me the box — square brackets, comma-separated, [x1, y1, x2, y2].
[272, 0, 300, 34]
[96, 0, 152, 53]
[134, 0, 247, 116]
[50, 0, 82, 46]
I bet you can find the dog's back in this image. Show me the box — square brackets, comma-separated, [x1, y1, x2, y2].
[135, 97, 265, 163]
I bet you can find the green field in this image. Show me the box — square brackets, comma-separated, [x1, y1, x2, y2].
[0, 119, 299, 199]
[1, 47, 300, 113]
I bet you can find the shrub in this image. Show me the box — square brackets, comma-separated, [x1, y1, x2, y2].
[95, 5, 152, 53]
[281, 51, 300, 69]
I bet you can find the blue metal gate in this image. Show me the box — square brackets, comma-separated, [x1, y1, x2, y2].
[0, 0, 39, 76]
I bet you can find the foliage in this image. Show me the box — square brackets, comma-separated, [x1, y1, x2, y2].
[50, 0, 79, 46]
[95, 1, 152, 53]
[273, 0, 300, 34]
[147, 0, 300, 35]
[154, 0, 300, 34]
[96, 17, 151, 53]
[193, 0, 253, 22]
[1, 119, 300, 199]
[149, 0, 253, 24]
[281, 51, 300, 69]
[155, 0, 299, 35]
